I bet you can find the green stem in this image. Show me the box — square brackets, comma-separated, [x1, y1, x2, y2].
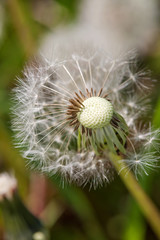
[109, 153, 160, 239]
[7, 0, 35, 57]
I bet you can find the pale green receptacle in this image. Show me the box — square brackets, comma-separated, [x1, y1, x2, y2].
[77, 97, 113, 129]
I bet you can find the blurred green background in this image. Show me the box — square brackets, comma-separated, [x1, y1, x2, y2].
[0, 0, 160, 239]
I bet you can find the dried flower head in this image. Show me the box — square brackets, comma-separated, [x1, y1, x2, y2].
[12, 49, 159, 188]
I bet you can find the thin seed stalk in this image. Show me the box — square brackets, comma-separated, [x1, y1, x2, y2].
[109, 152, 160, 239]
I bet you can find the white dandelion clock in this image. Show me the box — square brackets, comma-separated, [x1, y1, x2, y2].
[12, 49, 160, 187]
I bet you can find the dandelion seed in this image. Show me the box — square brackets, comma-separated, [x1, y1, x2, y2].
[121, 152, 160, 178]
[11, 50, 160, 187]
[132, 123, 160, 152]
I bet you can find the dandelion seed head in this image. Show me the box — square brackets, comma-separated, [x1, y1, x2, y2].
[79, 0, 158, 52]
[0, 173, 17, 201]
[11, 49, 159, 187]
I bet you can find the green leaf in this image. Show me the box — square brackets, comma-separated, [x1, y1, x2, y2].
[153, 97, 160, 128]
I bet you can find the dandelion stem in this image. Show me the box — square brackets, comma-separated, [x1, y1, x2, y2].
[7, 0, 35, 57]
[109, 153, 160, 239]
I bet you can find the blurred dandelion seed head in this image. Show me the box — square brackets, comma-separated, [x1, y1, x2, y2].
[32, 232, 46, 240]
[79, 0, 158, 52]
[11, 49, 159, 188]
[0, 173, 17, 201]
